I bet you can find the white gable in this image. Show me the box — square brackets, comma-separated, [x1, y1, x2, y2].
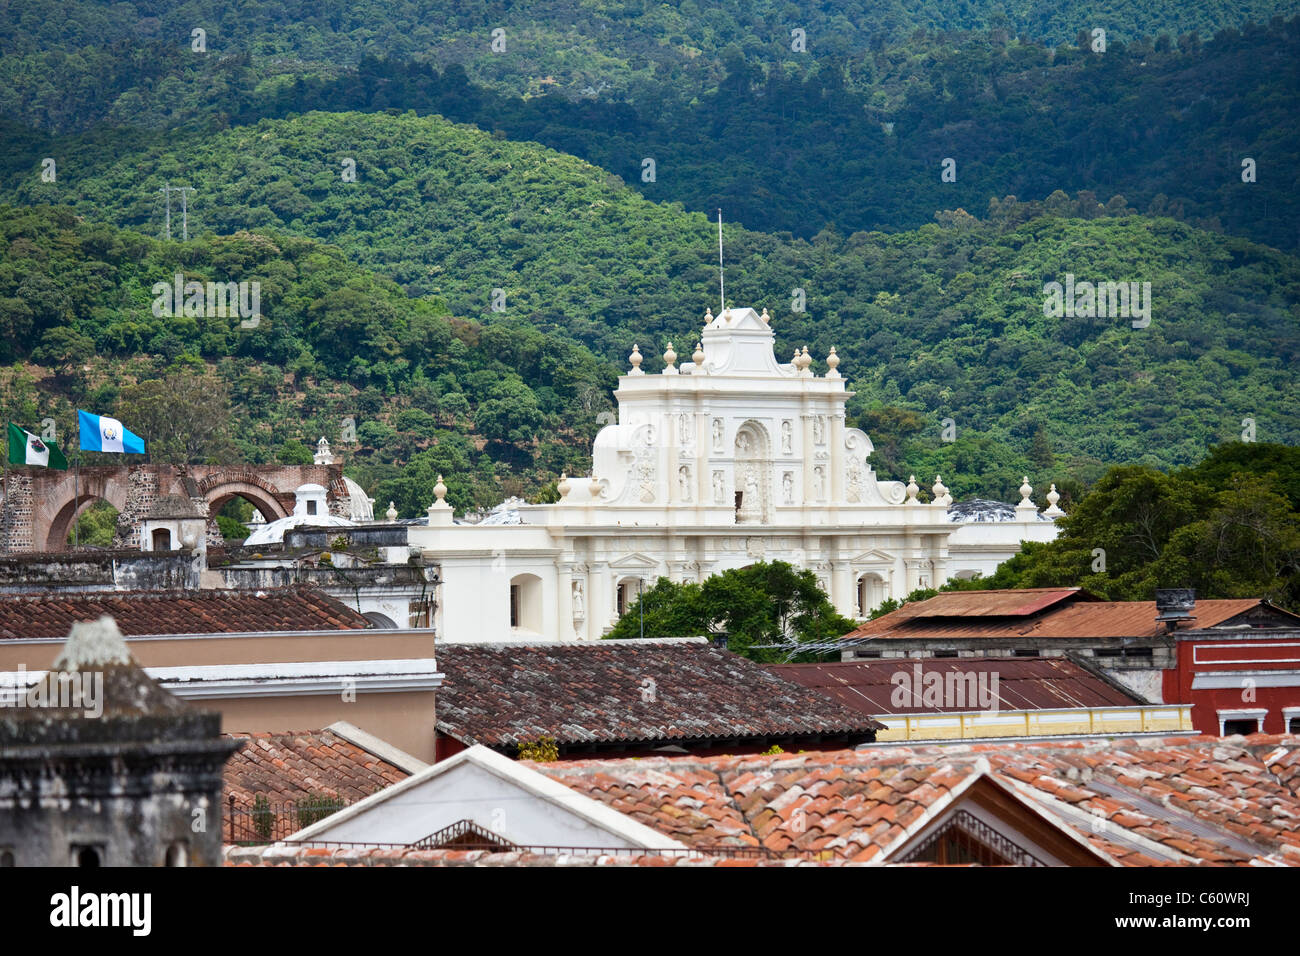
[286, 745, 685, 850]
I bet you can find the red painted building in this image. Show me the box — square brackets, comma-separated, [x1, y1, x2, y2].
[1168, 626, 1300, 736]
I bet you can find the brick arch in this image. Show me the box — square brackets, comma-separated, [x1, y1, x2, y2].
[37, 469, 132, 552]
[46, 493, 121, 552]
[3, 463, 341, 554]
[200, 482, 290, 523]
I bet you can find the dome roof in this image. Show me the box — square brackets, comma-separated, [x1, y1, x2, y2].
[242, 512, 354, 547]
[947, 499, 1053, 523]
[342, 476, 374, 522]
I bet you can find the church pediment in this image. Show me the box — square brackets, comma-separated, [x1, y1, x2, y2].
[849, 550, 895, 566]
[609, 553, 658, 570]
[716, 307, 767, 331]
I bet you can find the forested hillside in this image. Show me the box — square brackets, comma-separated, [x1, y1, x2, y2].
[5, 16, 1296, 251]
[2, 0, 1292, 127]
[0, 204, 613, 513]
[0, 2, 1295, 514]
[2, 110, 1296, 505]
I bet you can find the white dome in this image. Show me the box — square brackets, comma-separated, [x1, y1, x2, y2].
[243, 481, 355, 546]
[342, 476, 374, 521]
[243, 512, 354, 547]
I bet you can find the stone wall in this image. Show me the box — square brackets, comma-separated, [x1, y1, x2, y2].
[0, 551, 202, 593]
[0, 463, 346, 554]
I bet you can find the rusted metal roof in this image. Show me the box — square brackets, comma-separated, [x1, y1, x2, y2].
[769, 658, 1142, 715]
[847, 591, 1274, 641]
[889, 587, 1087, 620]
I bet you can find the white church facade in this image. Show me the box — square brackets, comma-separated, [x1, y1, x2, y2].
[408, 305, 1063, 643]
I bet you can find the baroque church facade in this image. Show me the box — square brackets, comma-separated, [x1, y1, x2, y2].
[410, 306, 1061, 642]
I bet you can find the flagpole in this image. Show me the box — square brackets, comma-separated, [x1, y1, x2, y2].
[2, 441, 7, 555]
[72, 453, 79, 549]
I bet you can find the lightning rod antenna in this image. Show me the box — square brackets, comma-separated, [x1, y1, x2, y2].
[717, 208, 724, 316]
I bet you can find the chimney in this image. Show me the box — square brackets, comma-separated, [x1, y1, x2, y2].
[1155, 588, 1196, 631]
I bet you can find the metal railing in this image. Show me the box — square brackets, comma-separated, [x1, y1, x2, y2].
[225, 794, 351, 845]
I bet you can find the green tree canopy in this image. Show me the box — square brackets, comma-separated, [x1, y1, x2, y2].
[604, 561, 855, 662]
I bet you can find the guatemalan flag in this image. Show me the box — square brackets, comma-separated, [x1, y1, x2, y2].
[78, 410, 145, 454]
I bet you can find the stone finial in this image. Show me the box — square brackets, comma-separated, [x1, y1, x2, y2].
[932, 475, 951, 507]
[704, 307, 714, 326]
[1017, 476, 1035, 510]
[662, 341, 677, 373]
[692, 341, 705, 365]
[826, 346, 841, 379]
[628, 343, 644, 375]
[791, 349, 801, 367]
[54, 615, 131, 671]
[1044, 483, 1065, 518]
[385, 501, 398, 521]
[906, 475, 920, 503]
[760, 307, 770, 325]
[433, 475, 448, 504]
[799, 346, 814, 374]
[314, 436, 333, 465]
[557, 472, 571, 498]
[588, 476, 603, 500]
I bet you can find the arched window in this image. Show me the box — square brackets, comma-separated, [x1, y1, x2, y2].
[856, 574, 886, 618]
[151, 528, 172, 551]
[165, 842, 188, 867]
[74, 846, 101, 867]
[509, 574, 543, 633]
[616, 577, 645, 618]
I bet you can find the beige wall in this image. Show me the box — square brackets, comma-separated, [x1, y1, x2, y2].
[3, 629, 439, 763]
[208, 690, 437, 764]
[0, 630, 436, 670]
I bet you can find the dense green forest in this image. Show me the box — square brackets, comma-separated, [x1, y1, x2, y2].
[2, 110, 1294, 503]
[0, 204, 613, 513]
[0, 2, 1295, 519]
[2, 0, 1293, 129]
[874, 443, 1300, 612]
[236, 25, 1296, 252]
[5, 18, 1296, 251]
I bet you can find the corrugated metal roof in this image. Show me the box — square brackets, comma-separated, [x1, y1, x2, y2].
[892, 588, 1086, 620]
[770, 658, 1141, 715]
[847, 594, 1269, 641]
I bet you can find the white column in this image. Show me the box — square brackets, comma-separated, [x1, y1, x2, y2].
[557, 563, 574, 641]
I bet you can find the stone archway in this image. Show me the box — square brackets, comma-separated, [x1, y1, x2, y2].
[4, 463, 342, 554]
[31, 468, 133, 552]
[46, 494, 119, 552]
[202, 483, 291, 524]
[193, 471, 292, 523]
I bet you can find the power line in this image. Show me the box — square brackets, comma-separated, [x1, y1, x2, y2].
[158, 184, 195, 240]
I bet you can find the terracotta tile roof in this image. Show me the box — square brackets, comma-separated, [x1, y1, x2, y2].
[846, 590, 1277, 641]
[769, 658, 1142, 715]
[224, 729, 411, 809]
[434, 640, 884, 750]
[537, 735, 1300, 866]
[223, 845, 854, 866]
[0, 587, 370, 639]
